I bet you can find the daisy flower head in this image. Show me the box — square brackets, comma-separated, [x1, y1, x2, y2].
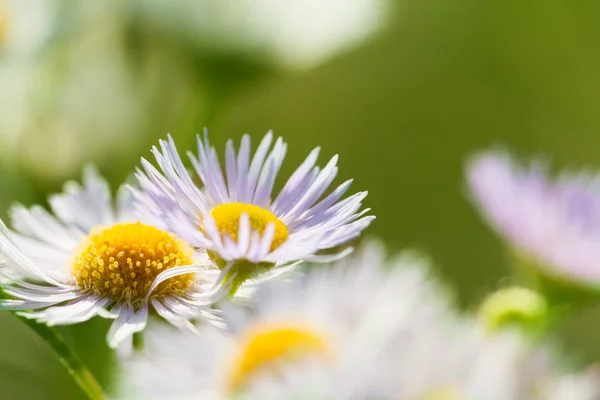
[0, 166, 225, 352]
[137, 130, 374, 294]
[467, 149, 600, 286]
[385, 314, 600, 400]
[123, 242, 447, 399]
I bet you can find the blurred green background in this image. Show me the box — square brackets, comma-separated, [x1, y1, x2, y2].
[2, 0, 600, 398]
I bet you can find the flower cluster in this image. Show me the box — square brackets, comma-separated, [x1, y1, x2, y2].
[2, 137, 600, 399]
[0, 131, 373, 352]
[122, 243, 600, 400]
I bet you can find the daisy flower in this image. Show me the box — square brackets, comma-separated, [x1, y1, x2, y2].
[467, 150, 600, 284]
[122, 242, 447, 399]
[0, 166, 228, 351]
[136, 131, 374, 294]
[384, 316, 600, 400]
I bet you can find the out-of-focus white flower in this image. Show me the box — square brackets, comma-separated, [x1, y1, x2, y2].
[0, 0, 57, 58]
[123, 240, 600, 399]
[542, 369, 600, 400]
[383, 322, 551, 399]
[122, 242, 449, 399]
[380, 304, 600, 399]
[0, 167, 228, 352]
[467, 150, 600, 285]
[0, 0, 59, 153]
[0, 2, 202, 183]
[132, 0, 392, 70]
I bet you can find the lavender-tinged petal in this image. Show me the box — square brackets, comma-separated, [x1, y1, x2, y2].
[273, 167, 320, 218]
[243, 131, 273, 203]
[150, 145, 206, 215]
[253, 137, 287, 207]
[272, 147, 320, 214]
[252, 155, 278, 209]
[225, 139, 239, 202]
[188, 151, 226, 206]
[236, 135, 252, 203]
[318, 217, 375, 248]
[280, 155, 339, 223]
[289, 179, 354, 230]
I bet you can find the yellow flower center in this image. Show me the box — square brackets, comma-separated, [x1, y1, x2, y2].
[73, 223, 195, 303]
[210, 203, 289, 252]
[227, 324, 328, 392]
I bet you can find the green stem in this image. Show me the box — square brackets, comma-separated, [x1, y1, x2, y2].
[18, 316, 106, 399]
[17, 316, 106, 400]
[0, 290, 105, 399]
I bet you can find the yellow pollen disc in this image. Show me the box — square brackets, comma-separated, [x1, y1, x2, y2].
[227, 325, 328, 392]
[210, 203, 289, 252]
[73, 223, 195, 303]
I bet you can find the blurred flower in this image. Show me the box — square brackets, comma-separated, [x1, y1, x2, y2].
[130, 0, 391, 71]
[0, 167, 227, 352]
[467, 150, 600, 285]
[0, 1, 206, 183]
[136, 131, 374, 295]
[544, 369, 600, 400]
[122, 242, 447, 399]
[478, 286, 548, 333]
[382, 315, 600, 400]
[123, 241, 600, 399]
[0, 0, 57, 58]
[0, 0, 59, 156]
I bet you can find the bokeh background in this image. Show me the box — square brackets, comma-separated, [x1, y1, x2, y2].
[2, 1, 600, 398]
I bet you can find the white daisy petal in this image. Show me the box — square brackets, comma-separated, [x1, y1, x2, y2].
[151, 298, 199, 334]
[145, 265, 205, 301]
[0, 299, 67, 311]
[107, 304, 148, 349]
[39, 296, 110, 326]
[0, 167, 223, 349]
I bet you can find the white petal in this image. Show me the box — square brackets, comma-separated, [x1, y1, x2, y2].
[145, 265, 203, 301]
[106, 304, 148, 349]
